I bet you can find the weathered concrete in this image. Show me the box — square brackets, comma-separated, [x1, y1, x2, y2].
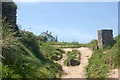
[98, 29, 113, 48]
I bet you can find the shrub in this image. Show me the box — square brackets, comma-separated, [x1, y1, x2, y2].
[102, 41, 118, 69]
[85, 40, 98, 51]
[37, 36, 47, 42]
[2, 63, 22, 78]
[19, 31, 44, 60]
[56, 48, 65, 53]
[2, 36, 63, 78]
[2, 25, 62, 78]
[40, 43, 63, 61]
[51, 51, 63, 61]
[2, 18, 18, 40]
[86, 36, 119, 78]
[47, 41, 84, 48]
[64, 50, 81, 66]
[86, 50, 109, 78]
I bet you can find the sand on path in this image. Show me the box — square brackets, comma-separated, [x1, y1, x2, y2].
[55, 47, 93, 78]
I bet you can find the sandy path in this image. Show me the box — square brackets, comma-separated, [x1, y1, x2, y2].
[55, 47, 93, 78]
[108, 69, 119, 78]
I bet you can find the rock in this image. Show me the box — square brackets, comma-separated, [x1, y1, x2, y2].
[70, 59, 80, 66]
[86, 55, 89, 57]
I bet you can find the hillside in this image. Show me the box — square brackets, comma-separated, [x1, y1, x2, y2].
[50, 37, 119, 78]
[1, 1, 119, 79]
[2, 2, 63, 78]
[85, 36, 119, 78]
[2, 27, 63, 78]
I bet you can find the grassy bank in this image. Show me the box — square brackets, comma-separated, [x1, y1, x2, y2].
[40, 43, 65, 61]
[2, 20, 63, 78]
[47, 41, 84, 48]
[86, 37, 119, 78]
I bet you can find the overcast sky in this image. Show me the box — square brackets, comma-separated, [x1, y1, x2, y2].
[15, 2, 118, 43]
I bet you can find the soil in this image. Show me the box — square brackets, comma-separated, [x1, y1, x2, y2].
[54, 47, 93, 78]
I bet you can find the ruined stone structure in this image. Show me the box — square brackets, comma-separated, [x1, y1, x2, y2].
[2, 2, 18, 31]
[98, 29, 113, 48]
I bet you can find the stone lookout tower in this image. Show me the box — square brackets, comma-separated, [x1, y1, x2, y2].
[98, 29, 113, 48]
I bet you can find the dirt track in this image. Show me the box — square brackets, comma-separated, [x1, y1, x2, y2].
[108, 69, 118, 78]
[55, 47, 93, 78]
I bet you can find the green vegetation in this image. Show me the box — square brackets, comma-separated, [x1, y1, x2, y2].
[2, 19, 62, 78]
[86, 49, 110, 78]
[56, 48, 65, 53]
[86, 36, 119, 78]
[40, 43, 65, 61]
[37, 36, 47, 43]
[47, 41, 84, 48]
[64, 50, 81, 66]
[85, 40, 98, 51]
[2, 1, 119, 79]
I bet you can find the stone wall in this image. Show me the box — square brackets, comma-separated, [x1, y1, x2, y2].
[2, 2, 18, 31]
[98, 29, 113, 48]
